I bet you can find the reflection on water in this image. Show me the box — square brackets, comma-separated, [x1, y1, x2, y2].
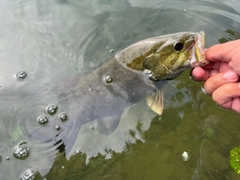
[219, 29, 240, 43]
[0, 0, 240, 179]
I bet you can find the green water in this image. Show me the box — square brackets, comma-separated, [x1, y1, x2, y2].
[0, 0, 240, 179]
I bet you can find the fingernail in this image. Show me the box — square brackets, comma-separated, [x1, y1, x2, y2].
[238, 82, 240, 88]
[223, 70, 238, 80]
[201, 86, 208, 95]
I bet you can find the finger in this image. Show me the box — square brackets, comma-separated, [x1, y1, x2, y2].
[203, 62, 215, 70]
[219, 62, 232, 72]
[228, 53, 240, 75]
[209, 69, 218, 77]
[204, 70, 239, 95]
[205, 41, 240, 62]
[208, 61, 231, 72]
[191, 67, 210, 81]
[212, 61, 219, 70]
[231, 97, 240, 113]
[212, 83, 240, 113]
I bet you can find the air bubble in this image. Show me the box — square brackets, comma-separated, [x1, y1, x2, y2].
[37, 116, 49, 125]
[88, 88, 93, 91]
[144, 69, 153, 77]
[16, 71, 27, 80]
[59, 113, 67, 121]
[74, 149, 81, 155]
[12, 140, 31, 160]
[55, 125, 61, 131]
[103, 75, 113, 84]
[20, 168, 40, 180]
[46, 105, 58, 115]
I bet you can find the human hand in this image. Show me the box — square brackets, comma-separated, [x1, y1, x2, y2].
[191, 40, 240, 113]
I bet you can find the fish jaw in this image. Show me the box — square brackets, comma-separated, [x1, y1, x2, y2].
[190, 31, 209, 67]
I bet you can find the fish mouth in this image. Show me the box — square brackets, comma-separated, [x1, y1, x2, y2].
[190, 31, 209, 67]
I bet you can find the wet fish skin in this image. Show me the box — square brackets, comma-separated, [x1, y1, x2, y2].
[32, 57, 164, 154]
[30, 31, 206, 155]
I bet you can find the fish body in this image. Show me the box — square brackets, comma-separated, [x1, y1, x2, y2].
[30, 31, 207, 155]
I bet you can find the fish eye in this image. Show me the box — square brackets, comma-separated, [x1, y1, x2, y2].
[174, 42, 184, 51]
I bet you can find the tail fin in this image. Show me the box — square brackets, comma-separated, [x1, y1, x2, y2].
[29, 120, 80, 156]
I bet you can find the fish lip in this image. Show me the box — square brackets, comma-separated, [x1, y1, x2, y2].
[198, 31, 205, 55]
[190, 31, 209, 67]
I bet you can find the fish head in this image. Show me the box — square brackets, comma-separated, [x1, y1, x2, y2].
[143, 31, 208, 81]
[116, 31, 208, 81]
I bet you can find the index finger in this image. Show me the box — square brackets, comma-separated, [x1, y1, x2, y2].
[205, 40, 240, 62]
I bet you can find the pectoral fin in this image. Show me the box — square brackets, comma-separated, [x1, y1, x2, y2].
[96, 114, 121, 135]
[146, 89, 164, 115]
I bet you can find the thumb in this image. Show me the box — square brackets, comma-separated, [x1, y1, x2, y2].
[205, 40, 240, 62]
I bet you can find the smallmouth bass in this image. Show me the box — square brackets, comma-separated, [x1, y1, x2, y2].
[30, 31, 208, 155]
